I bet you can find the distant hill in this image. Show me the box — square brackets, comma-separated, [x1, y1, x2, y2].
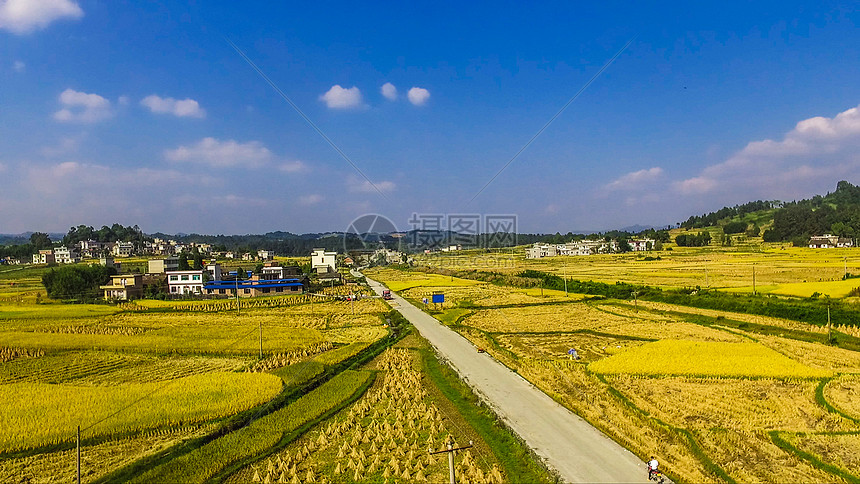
[678, 181, 860, 245]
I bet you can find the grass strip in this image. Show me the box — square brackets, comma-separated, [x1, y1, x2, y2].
[814, 378, 860, 423]
[420, 347, 556, 484]
[129, 370, 373, 483]
[769, 431, 860, 484]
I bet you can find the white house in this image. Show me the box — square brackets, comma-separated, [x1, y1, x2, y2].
[166, 270, 204, 295]
[311, 248, 337, 273]
[32, 249, 55, 264]
[113, 242, 134, 257]
[630, 238, 656, 251]
[54, 246, 80, 264]
[257, 249, 274, 261]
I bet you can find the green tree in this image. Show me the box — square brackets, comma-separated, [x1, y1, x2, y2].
[41, 264, 117, 302]
[29, 232, 52, 250]
[178, 252, 191, 270]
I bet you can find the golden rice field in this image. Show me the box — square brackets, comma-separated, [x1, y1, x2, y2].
[824, 374, 860, 420]
[0, 423, 217, 484]
[695, 428, 845, 484]
[0, 372, 282, 452]
[399, 282, 585, 309]
[461, 302, 742, 342]
[228, 347, 503, 484]
[590, 340, 832, 378]
[784, 432, 860, 479]
[368, 261, 860, 483]
[0, 272, 397, 483]
[411, 244, 860, 291]
[607, 375, 847, 431]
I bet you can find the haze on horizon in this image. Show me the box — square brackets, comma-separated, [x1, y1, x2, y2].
[1, 1, 858, 236]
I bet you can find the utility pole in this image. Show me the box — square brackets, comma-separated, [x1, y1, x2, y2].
[752, 263, 756, 296]
[845, 257, 848, 279]
[76, 425, 81, 484]
[563, 264, 568, 297]
[429, 438, 472, 484]
[235, 274, 240, 316]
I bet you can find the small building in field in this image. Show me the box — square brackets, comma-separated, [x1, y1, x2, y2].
[166, 270, 204, 295]
[100, 274, 143, 300]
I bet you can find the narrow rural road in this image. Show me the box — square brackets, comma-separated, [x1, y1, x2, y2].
[360, 272, 647, 483]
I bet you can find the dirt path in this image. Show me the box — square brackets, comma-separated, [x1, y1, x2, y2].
[362, 273, 647, 483]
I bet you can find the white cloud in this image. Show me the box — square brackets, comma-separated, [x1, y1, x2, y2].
[299, 194, 323, 206]
[673, 103, 860, 200]
[0, 0, 83, 34]
[39, 136, 80, 157]
[140, 94, 206, 118]
[165, 137, 273, 168]
[278, 160, 308, 173]
[348, 177, 396, 193]
[52, 88, 112, 123]
[381, 82, 397, 101]
[12, 60, 25, 72]
[319, 85, 363, 109]
[118, 95, 129, 106]
[407, 87, 430, 106]
[605, 167, 663, 191]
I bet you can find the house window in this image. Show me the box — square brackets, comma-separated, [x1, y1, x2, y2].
[262, 288, 270, 293]
[181, 275, 189, 281]
[192, 275, 201, 281]
[219, 289, 226, 294]
[276, 287, 283, 292]
[169, 275, 178, 281]
[170, 286, 177, 293]
[244, 288, 251, 294]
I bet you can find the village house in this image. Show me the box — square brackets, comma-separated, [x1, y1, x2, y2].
[147, 256, 179, 274]
[311, 248, 337, 273]
[166, 270, 204, 295]
[32, 249, 55, 264]
[112, 241, 135, 257]
[809, 234, 854, 248]
[53, 246, 80, 264]
[100, 274, 143, 301]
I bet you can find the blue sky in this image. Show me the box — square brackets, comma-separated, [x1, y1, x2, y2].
[1, 1, 859, 235]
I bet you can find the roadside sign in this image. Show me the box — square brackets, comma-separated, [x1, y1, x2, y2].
[432, 294, 444, 304]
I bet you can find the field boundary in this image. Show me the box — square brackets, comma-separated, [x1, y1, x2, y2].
[769, 431, 860, 483]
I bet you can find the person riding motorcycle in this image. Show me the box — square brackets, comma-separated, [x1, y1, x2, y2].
[648, 456, 659, 480]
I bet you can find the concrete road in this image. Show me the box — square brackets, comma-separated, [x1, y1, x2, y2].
[361, 272, 647, 483]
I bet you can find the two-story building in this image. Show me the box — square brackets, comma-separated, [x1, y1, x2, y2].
[148, 256, 180, 274]
[32, 249, 55, 264]
[113, 242, 135, 257]
[54, 246, 80, 264]
[166, 270, 204, 295]
[311, 248, 337, 273]
[100, 274, 143, 300]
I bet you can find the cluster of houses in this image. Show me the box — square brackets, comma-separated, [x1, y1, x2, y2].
[808, 234, 855, 249]
[98, 248, 341, 301]
[525, 238, 656, 259]
[25, 238, 280, 266]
